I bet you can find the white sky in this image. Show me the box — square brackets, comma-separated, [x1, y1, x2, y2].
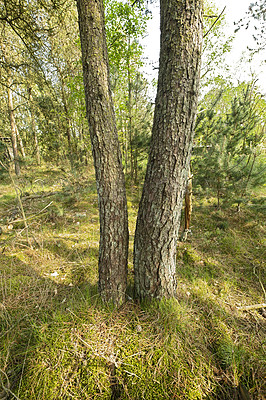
[141, 0, 266, 95]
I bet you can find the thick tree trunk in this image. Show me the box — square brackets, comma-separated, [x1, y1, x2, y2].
[134, 0, 203, 300]
[76, 0, 128, 305]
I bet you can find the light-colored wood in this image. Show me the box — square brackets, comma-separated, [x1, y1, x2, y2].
[237, 303, 266, 311]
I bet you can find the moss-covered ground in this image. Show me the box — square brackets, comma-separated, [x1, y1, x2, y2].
[0, 163, 265, 399]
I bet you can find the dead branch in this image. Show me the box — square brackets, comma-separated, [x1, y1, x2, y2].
[204, 6, 226, 38]
[237, 303, 266, 311]
[0, 368, 22, 400]
[22, 191, 61, 201]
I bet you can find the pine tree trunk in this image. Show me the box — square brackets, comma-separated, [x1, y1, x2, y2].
[76, 0, 128, 305]
[134, 0, 203, 300]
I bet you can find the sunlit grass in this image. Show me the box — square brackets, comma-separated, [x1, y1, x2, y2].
[0, 165, 265, 399]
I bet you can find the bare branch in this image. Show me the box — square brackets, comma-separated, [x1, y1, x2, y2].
[237, 303, 266, 311]
[204, 6, 226, 38]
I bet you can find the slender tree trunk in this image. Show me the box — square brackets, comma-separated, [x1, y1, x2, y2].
[28, 88, 41, 165]
[184, 166, 193, 231]
[127, 35, 134, 183]
[60, 78, 73, 165]
[244, 153, 256, 194]
[52, 58, 74, 166]
[76, 0, 129, 305]
[15, 125, 26, 158]
[7, 77, 20, 176]
[217, 176, 221, 208]
[123, 124, 128, 176]
[65, 120, 73, 166]
[134, 0, 203, 300]
[181, 166, 193, 241]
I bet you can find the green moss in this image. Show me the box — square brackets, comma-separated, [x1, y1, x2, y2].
[183, 247, 202, 265]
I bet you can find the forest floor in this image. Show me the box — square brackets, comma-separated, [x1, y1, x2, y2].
[0, 163, 265, 400]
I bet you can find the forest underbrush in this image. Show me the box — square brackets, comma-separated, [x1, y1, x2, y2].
[0, 164, 265, 399]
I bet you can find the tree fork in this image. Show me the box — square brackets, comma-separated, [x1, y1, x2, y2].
[76, 0, 129, 305]
[134, 0, 203, 300]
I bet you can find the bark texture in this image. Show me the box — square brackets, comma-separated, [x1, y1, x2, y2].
[134, 0, 203, 300]
[76, 0, 128, 305]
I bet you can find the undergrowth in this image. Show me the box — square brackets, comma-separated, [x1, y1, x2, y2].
[0, 164, 265, 399]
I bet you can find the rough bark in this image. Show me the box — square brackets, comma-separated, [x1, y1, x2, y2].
[134, 0, 203, 300]
[76, 0, 128, 305]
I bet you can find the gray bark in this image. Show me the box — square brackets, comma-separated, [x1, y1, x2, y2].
[134, 0, 203, 300]
[76, 0, 128, 305]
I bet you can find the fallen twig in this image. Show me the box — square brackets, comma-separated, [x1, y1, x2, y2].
[0, 368, 22, 400]
[237, 303, 266, 311]
[22, 191, 61, 201]
[7, 201, 54, 224]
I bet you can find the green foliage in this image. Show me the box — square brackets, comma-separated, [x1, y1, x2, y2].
[105, 0, 153, 184]
[194, 82, 266, 208]
[0, 0, 90, 169]
[0, 0, 152, 175]
[105, 0, 148, 81]
[201, 2, 234, 88]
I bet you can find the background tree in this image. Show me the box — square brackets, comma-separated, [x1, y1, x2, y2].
[0, 0, 91, 168]
[105, 0, 152, 183]
[201, 3, 234, 89]
[235, 0, 266, 55]
[193, 82, 266, 210]
[0, 25, 27, 175]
